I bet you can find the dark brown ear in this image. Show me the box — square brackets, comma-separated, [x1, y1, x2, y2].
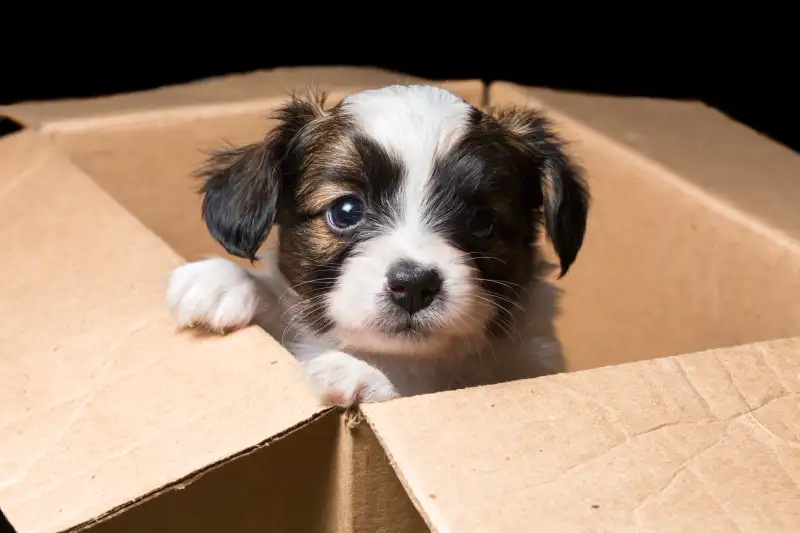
[491, 106, 590, 277]
[197, 89, 328, 261]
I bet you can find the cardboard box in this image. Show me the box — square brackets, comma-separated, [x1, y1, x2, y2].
[1, 67, 798, 533]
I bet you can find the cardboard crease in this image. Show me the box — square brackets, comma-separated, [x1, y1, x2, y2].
[60, 409, 336, 533]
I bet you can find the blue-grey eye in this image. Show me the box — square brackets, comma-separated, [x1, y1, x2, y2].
[468, 208, 495, 238]
[327, 196, 365, 230]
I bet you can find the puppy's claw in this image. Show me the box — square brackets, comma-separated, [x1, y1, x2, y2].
[320, 384, 365, 408]
[166, 258, 258, 334]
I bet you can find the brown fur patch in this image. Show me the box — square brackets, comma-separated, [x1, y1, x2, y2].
[299, 180, 358, 213]
[304, 217, 345, 258]
[483, 104, 590, 277]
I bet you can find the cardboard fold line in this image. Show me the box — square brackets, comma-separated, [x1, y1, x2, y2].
[330, 410, 428, 533]
[65, 410, 343, 533]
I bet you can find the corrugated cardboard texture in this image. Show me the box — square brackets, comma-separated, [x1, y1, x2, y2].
[364, 337, 800, 533]
[489, 83, 800, 372]
[0, 131, 323, 533]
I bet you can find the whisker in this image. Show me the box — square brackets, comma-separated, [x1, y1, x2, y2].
[458, 296, 524, 345]
[475, 277, 531, 299]
[470, 292, 526, 314]
[279, 278, 339, 303]
[278, 294, 333, 324]
[450, 252, 508, 265]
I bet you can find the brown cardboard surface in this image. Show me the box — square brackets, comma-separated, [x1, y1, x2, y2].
[488, 82, 800, 372]
[333, 412, 430, 533]
[3, 67, 800, 533]
[79, 410, 342, 533]
[2, 67, 483, 134]
[0, 131, 323, 532]
[0, 67, 485, 533]
[363, 337, 800, 533]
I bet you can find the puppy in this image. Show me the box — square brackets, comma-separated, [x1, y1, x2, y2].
[166, 84, 589, 407]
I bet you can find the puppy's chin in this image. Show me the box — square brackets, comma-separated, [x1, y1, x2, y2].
[330, 321, 488, 358]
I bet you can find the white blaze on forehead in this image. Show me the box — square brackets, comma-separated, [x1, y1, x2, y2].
[342, 85, 472, 232]
[328, 87, 490, 353]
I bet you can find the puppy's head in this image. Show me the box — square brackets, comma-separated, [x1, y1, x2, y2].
[198, 85, 589, 356]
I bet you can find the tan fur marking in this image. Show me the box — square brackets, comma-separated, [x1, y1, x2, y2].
[486, 105, 535, 137]
[301, 181, 356, 213]
[541, 168, 556, 210]
[296, 83, 331, 118]
[296, 130, 364, 213]
[305, 217, 343, 258]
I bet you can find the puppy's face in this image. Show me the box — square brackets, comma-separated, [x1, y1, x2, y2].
[198, 85, 589, 356]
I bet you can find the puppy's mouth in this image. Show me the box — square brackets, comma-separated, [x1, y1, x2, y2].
[372, 312, 442, 340]
[382, 322, 429, 338]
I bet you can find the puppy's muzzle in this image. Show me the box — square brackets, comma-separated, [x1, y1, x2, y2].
[386, 260, 443, 315]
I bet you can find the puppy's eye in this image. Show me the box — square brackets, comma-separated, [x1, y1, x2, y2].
[326, 196, 365, 230]
[467, 208, 495, 239]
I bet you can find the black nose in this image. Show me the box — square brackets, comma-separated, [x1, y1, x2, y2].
[386, 260, 443, 315]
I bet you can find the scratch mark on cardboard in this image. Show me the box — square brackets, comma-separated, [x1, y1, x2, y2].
[632, 428, 726, 519]
[712, 353, 751, 407]
[535, 393, 798, 489]
[672, 357, 715, 415]
[759, 344, 796, 394]
[0, 157, 52, 202]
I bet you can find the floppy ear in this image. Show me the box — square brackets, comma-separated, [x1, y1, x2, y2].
[492, 106, 590, 277]
[197, 89, 328, 261]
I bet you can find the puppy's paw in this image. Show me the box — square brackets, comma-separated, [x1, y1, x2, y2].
[305, 351, 400, 408]
[166, 258, 258, 334]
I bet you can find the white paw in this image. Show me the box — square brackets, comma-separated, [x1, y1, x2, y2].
[304, 351, 400, 407]
[166, 258, 258, 333]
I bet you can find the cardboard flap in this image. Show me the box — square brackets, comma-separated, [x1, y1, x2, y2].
[486, 81, 800, 373]
[363, 337, 800, 533]
[0, 67, 484, 133]
[0, 132, 323, 533]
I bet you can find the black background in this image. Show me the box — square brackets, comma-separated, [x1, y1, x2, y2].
[2, 40, 798, 153]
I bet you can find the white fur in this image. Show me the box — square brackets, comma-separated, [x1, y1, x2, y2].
[166, 258, 259, 332]
[166, 251, 562, 407]
[303, 349, 400, 406]
[327, 229, 491, 356]
[166, 85, 564, 407]
[342, 84, 471, 229]
[330, 86, 489, 356]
